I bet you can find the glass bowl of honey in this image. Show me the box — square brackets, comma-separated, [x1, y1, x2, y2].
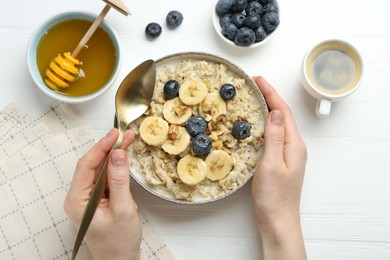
[27, 11, 121, 103]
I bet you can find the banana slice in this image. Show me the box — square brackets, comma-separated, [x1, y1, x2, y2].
[163, 97, 192, 125]
[139, 116, 169, 146]
[162, 125, 191, 155]
[179, 79, 208, 105]
[177, 154, 207, 185]
[205, 150, 233, 181]
[200, 92, 227, 121]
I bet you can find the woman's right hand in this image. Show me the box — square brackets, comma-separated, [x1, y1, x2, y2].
[64, 129, 141, 260]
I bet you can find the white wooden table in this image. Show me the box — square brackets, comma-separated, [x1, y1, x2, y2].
[1, 0, 389, 259]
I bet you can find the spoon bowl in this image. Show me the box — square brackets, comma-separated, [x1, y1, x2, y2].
[115, 60, 156, 136]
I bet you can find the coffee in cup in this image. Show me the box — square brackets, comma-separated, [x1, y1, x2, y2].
[301, 39, 363, 117]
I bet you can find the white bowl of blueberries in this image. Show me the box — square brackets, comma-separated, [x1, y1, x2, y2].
[213, 0, 280, 48]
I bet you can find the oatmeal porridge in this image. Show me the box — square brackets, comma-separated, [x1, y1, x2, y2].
[127, 56, 267, 203]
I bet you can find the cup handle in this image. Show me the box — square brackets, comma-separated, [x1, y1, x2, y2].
[316, 98, 332, 118]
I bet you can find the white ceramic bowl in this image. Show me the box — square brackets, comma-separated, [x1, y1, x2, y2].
[27, 11, 121, 103]
[212, 0, 280, 49]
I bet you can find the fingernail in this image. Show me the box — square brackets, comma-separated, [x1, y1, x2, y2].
[111, 151, 126, 167]
[270, 110, 284, 126]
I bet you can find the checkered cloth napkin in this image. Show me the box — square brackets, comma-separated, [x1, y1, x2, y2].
[0, 102, 175, 260]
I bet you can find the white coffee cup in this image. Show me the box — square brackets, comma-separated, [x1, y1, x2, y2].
[301, 39, 363, 118]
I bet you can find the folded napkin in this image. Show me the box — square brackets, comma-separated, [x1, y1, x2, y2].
[0, 102, 175, 260]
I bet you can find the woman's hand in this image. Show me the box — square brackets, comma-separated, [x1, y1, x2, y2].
[64, 128, 141, 260]
[252, 76, 308, 260]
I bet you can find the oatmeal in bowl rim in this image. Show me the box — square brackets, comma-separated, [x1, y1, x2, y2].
[125, 52, 269, 204]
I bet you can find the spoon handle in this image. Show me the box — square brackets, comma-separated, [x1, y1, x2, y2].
[70, 132, 123, 259]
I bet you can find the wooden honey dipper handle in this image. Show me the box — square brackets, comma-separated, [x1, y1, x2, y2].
[71, 0, 130, 58]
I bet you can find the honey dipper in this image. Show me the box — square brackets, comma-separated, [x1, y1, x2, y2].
[44, 0, 130, 90]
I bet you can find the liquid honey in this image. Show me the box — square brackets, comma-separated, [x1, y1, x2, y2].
[36, 19, 116, 97]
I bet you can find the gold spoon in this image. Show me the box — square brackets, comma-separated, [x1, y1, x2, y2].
[70, 59, 156, 259]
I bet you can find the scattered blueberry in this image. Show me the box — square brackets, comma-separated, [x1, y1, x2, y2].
[254, 26, 267, 42]
[216, 0, 235, 15]
[244, 14, 261, 29]
[231, 13, 246, 28]
[192, 134, 212, 155]
[245, 1, 263, 16]
[185, 115, 208, 137]
[219, 84, 236, 100]
[231, 0, 248, 13]
[232, 121, 251, 139]
[166, 10, 184, 29]
[235, 27, 256, 46]
[222, 23, 238, 40]
[262, 12, 279, 32]
[219, 13, 234, 27]
[145, 22, 162, 39]
[163, 80, 180, 99]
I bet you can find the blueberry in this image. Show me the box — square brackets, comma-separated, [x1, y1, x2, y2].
[231, 13, 246, 28]
[245, 1, 263, 16]
[185, 115, 208, 136]
[258, 0, 272, 5]
[235, 27, 256, 46]
[216, 0, 235, 15]
[222, 23, 238, 40]
[231, 0, 248, 12]
[219, 13, 234, 27]
[219, 84, 236, 100]
[163, 80, 180, 99]
[166, 10, 184, 29]
[263, 3, 278, 14]
[232, 121, 251, 139]
[145, 22, 162, 39]
[262, 12, 279, 32]
[192, 134, 212, 155]
[254, 26, 267, 42]
[244, 14, 261, 29]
